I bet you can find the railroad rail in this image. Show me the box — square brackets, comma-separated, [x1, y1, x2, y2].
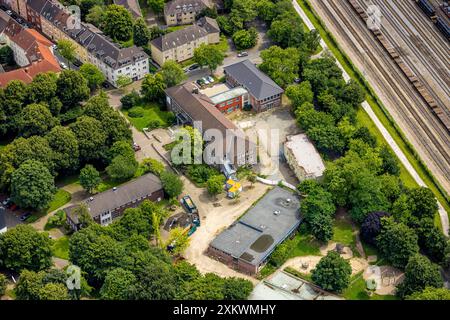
[316, 0, 450, 189]
[348, 0, 450, 132]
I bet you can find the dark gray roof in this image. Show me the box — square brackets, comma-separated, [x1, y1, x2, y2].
[65, 173, 163, 222]
[164, 0, 210, 16]
[27, 0, 148, 70]
[151, 24, 209, 51]
[197, 16, 219, 34]
[223, 59, 284, 101]
[114, 0, 142, 18]
[210, 187, 301, 266]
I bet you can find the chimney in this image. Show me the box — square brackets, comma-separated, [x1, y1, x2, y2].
[192, 87, 199, 94]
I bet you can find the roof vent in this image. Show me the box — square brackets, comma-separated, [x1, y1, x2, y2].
[113, 187, 117, 192]
[89, 197, 94, 201]
[273, 210, 281, 216]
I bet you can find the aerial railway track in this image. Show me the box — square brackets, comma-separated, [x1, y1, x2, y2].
[315, 0, 450, 187]
[347, 0, 450, 132]
[370, 0, 450, 118]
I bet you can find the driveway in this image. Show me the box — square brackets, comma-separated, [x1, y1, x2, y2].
[183, 181, 269, 284]
[232, 106, 301, 185]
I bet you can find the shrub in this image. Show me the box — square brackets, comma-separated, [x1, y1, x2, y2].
[0, 274, 6, 296]
[128, 107, 145, 118]
[311, 251, 352, 293]
[147, 119, 162, 130]
[141, 158, 165, 176]
[120, 91, 140, 110]
[45, 210, 67, 230]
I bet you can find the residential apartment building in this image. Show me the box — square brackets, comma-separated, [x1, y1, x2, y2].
[0, 9, 60, 87]
[164, 0, 212, 26]
[2, 0, 149, 87]
[65, 174, 164, 231]
[223, 60, 285, 113]
[165, 82, 257, 167]
[150, 17, 219, 66]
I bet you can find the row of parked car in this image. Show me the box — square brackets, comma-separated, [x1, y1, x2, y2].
[1, 198, 31, 221]
[196, 76, 215, 87]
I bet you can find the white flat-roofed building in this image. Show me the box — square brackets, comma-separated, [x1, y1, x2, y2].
[284, 134, 326, 181]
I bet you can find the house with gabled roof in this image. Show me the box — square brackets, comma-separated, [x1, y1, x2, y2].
[164, 0, 212, 26]
[223, 59, 285, 113]
[64, 173, 164, 231]
[150, 17, 219, 66]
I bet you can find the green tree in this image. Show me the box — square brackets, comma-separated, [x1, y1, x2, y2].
[376, 217, 419, 269]
[86, 5, 105, 26]
[160, 60, 186, 87]
[0, 273, 6, 296]
[38, 283, 70, 300]
[165, 227, 190, 255]
[80, 63, 106, 91]
[15, 270, 46, 300]
[286, 81, 314, 110]
[141, 72, 166, 101]
[57, 39, 76, 69]
[100, 268, 136, 300]
[102, 4, 134, 41]
[267, 13, 305, 48]
[10, 160, 56, 210]
[141, 158, 165, 176]
[45, 126, 79, 172]
[206, 175, 225, 197]
[128, 263, 177, 300]
[106, 155, 138, 181]
[397, 254, 443, 299]
[116, 75, 132, 89]
[232, 28, 258, 50]
[223, 277, 253, 300]
[0, 46, 14, 65]
[260, 46, 300, 88]
[0, 225, 52, 272]
[133, 18, 151, 47]
[160, 171, 184, 198]
[69, 116, 108, 163]
[18, 103, 59, 137]
[406, 287, 450, 300]
[27, 72, 58, 103]
[193, 44, 225, 74]
[147, 0, 165, 14]
[79, 165, 101, 194]
[311, 251, 352, 293]
[56, 70, 90, 109]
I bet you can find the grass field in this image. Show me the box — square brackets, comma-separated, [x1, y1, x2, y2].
[296, 0, 450, 228]
[51, 236, 70, 260]
[332, 219, 355, 247]
[122, 102, 174, 131]
[343, 272, 398, 300]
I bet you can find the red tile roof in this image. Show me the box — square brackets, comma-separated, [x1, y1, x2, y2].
[0, 26, 60, 87]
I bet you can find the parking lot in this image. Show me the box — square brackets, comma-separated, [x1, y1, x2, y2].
[0, 195, 24, 229]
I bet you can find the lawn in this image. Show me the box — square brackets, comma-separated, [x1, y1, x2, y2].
[288, 230, 322, 258]
[332, 219, 355, 247]
[51, 236, 70, 260]
[296, 0, 450, 228]
[343, 272, 398, 300]
[46, 189, 71, 213]
[122, 102, 174, 131]
[25, 189, 72, 224]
